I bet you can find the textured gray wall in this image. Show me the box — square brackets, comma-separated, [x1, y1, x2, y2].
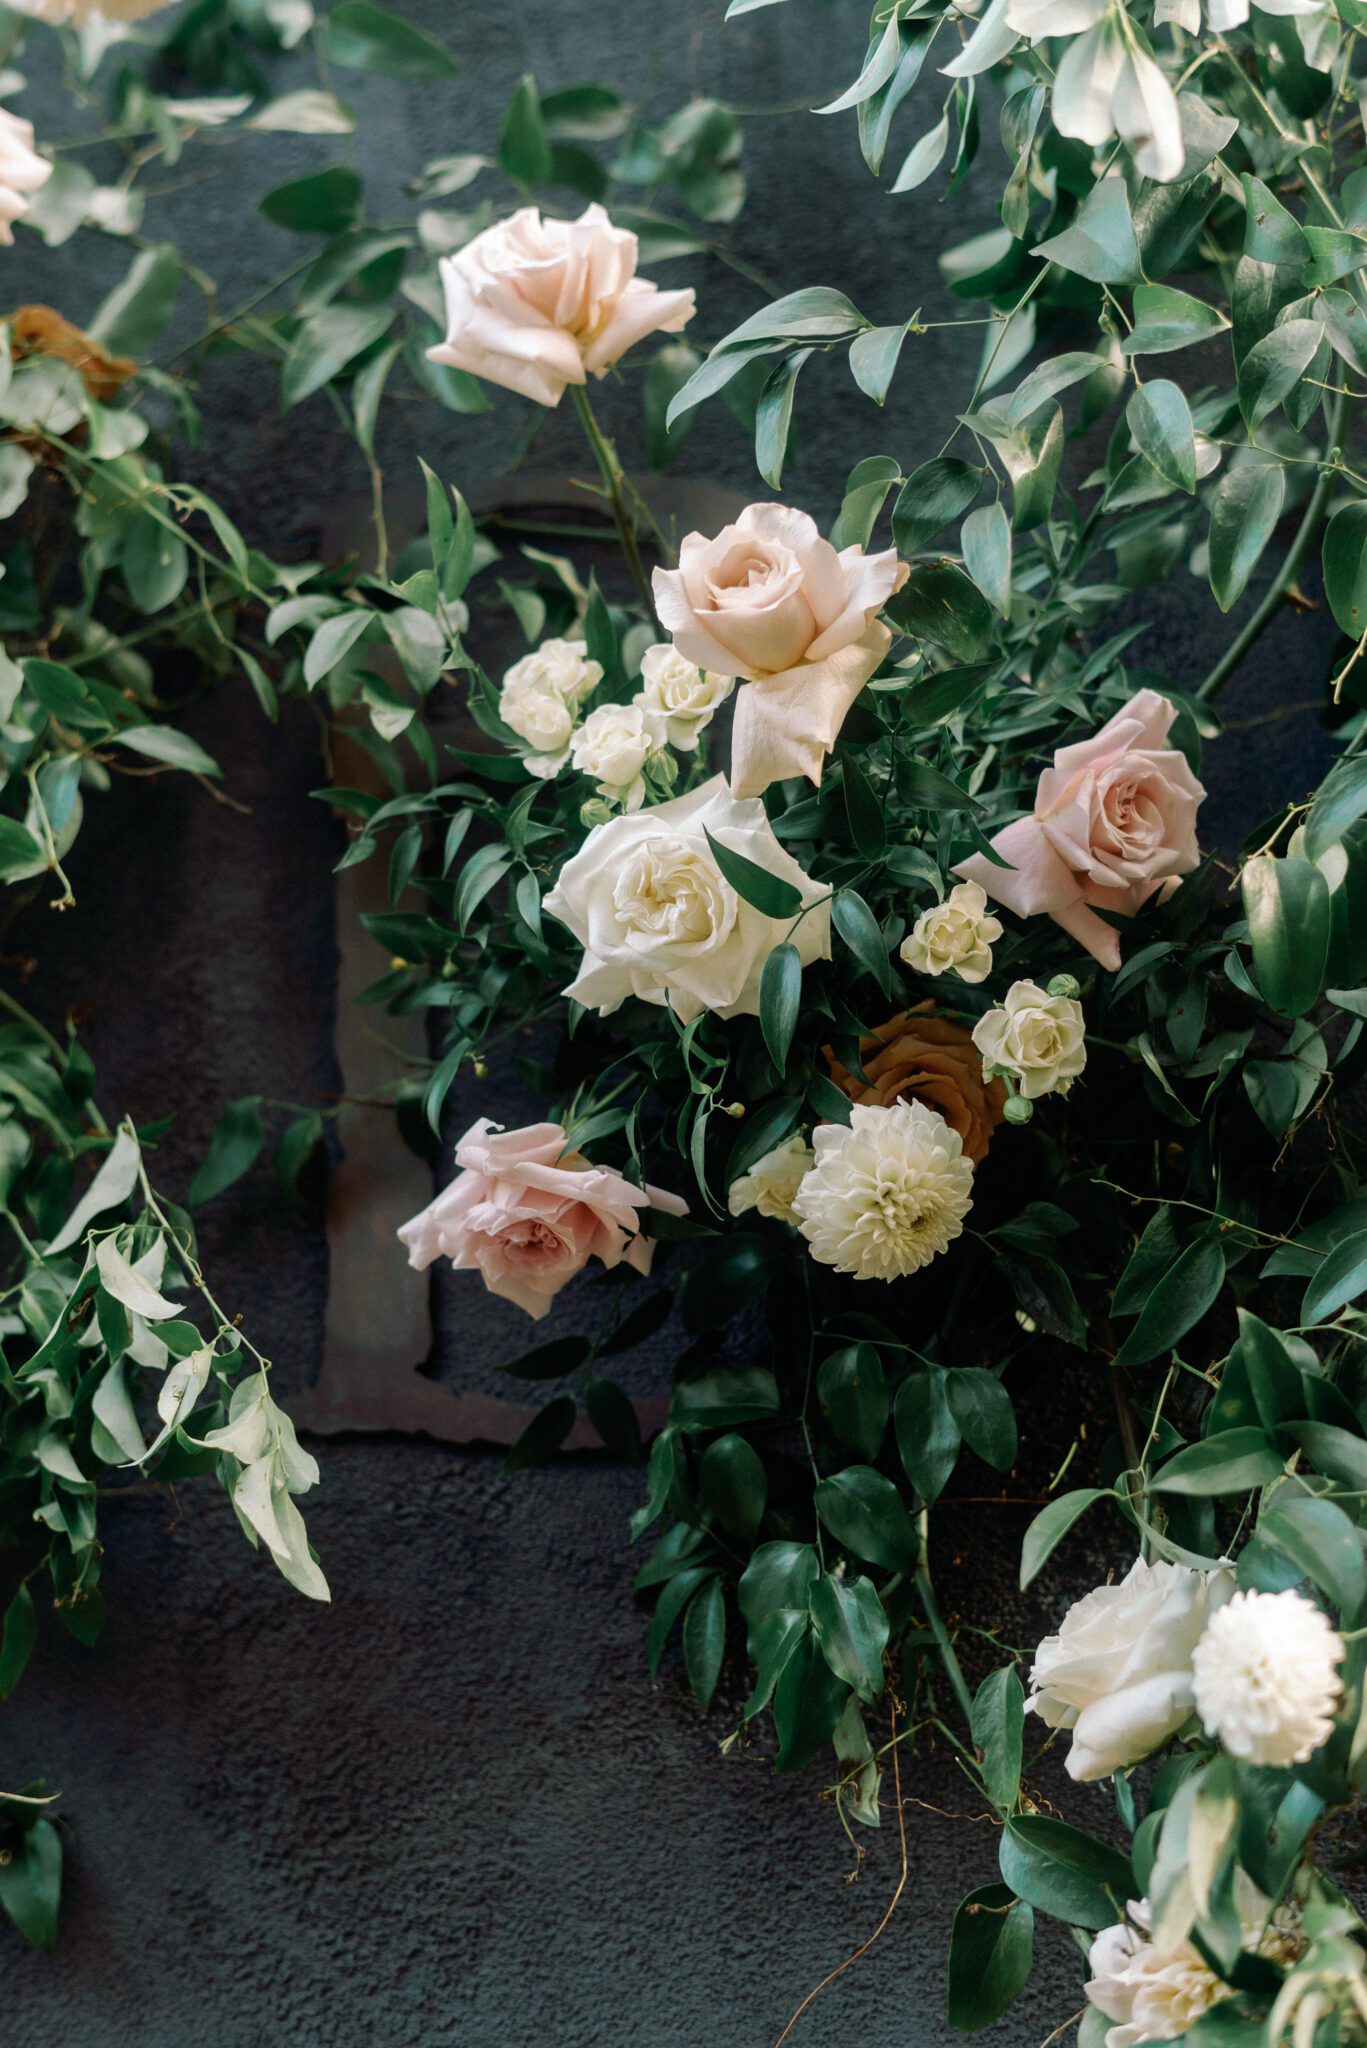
[3, 1, 1346, 2043]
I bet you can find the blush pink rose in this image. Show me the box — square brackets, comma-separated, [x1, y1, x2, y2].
[398, 1119, 687, 1320]
[954, 688, 1205, 972]
[651, 503, 908, 799]
[427, 204, 695, 409]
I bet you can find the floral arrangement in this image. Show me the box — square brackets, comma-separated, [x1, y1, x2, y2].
[5, 0, 1367, 2037]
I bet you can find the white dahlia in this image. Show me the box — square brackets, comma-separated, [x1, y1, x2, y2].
[1192, 1588, 1344, 1767]
[791, 1100, 974, 1281]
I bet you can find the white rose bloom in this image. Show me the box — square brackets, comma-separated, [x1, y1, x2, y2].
[0, 110, 51, 245]
[499, 638, 602, 777]
[1087, 1883, 1299, 2048]
[1029, 1557, 1232, 1782]
[792, 1100, 974, 1282]
[635, 644, 734, 752]
[544, 773, 829, 1023]
[1086, 1901, 1231, 2048]
[569, 702, 665, 812]
[899, 880, 1003, 985]
[1192, 1588, 1344, 1767]
[727, 1133, 815, 1226]
[972, 980, 1086, 1100]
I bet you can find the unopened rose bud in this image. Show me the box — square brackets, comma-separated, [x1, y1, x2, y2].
[472, 1059, 488, 1079]
[1003, 1093, 1034, 1125]
[390, 955, 408, 970]
[722, 1101, 746, 1119]
[1046, 974, 1081, 1000]
[649, 748, 679, 788]
[579, 798, 613, 829]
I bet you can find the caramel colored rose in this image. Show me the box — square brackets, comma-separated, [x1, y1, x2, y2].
[824, 1004, 1006, 1166]
[10, 305, 135, 400]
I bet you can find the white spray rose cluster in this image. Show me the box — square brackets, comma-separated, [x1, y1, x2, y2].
[973, 978, 1087, 1102]
[900, 880, 1002, 985]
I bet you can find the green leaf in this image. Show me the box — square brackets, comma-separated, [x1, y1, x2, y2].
[947, 1368, 1016, 1471]
[499, 73, 553, 186]
[0, 1817, 61, 1951]
[703, 827, 804, 920]
[895, 1367, 961, 1504]
[891, 110, 950, 194]
[259, 165, 363, 235]
[1242, 854, 1330, 1017]
[88, 245, 181, 356]
[321, 1, 459, 79]
[500, 1335, 593, 1381]
[282, 302, 396, 408]
[971, 1665, 1025, 1811]
[0, 815, 43, 879]
[961, 501, 1012, 617]
[759, 942, 802, 1074]
[1153, 1428, 1285, 1496]
[946, 1885, 1034, 2031]
[1033, 178, 1140, 285]
[1242, 174, 1307, 267]
[673, 1361, 780, 1430]
[1324, 500, 1367, 641]
[1020, 1488, 1106, 1589]
[1285, 1419, 1367, 1490]
[1113, 1236, 1226, 1369]
[682, 1576, 726, 1710]
[699, 1433, 767, 1541]
[121, 512, 189, 613]
[188, 1097, 264, 1207]
[998, 1815, 1131, 1931]
[754, 349, 810, 488]
[813, 1465, 919, 1572]
[115, 724, 220, 776]
[738, 1540, 820, 1629]
[832, 888, 893, 995]
[1238, 318, 1322, 429]
[0, 1584, 36, 1699]
[884, 563, 993, 659]
[810, 1573, 889, 1701]
[1305, 758, 1367, 861]
[817, 1344, 889, 1461]
[644, 342, 700, 468]
[1261, 1490, 1367, 1615]
[891, 457, 981, 555]
[504, 1393, 577, 1470]
[1236, 1312, 1303, 1431]
[1303, 1227, 1367, 1324]
[1208, 464, 1284, 613]
[773, 1630, 851, 1771]
[1126, 380, 1197, 493]
[303, 609, 373, 685]
[1122, 283, 1229, 356]
[848, 321, 912, 405]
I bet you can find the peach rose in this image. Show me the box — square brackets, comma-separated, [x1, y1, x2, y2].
[398, 1118, 686, 1321]
[651, 503, 908, 799]
[427, 204, 695, 408]
[824, 1004, 1005, 1165]
[955, 688, 1205, 972]
[11, 306, 134, 399]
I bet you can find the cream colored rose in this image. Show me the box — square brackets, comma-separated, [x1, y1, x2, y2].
[651, 503, 908, 799]
[569, 702, 665, 812]
[972, 979, 1086, 1100]
[1087, 1881, 1298, 2048]
[543, 773, 829, 1023]
[634, 644, 733, 752]
[0, 111, 51, 246]
[1029, 1557, 1232, 1782]
[727, 1133, 814, 1226]
[499, 638, 602, 777]
[899, 881, 1002, 985]
[427, 203, 695, 409]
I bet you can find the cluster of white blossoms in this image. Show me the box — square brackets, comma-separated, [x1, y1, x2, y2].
[727, 1132, 815, 1227]
[0, 107, 51, 245]
[1029, 1560, 1345, 1783]
[498, 636, 730, 811]
[945, 0, 1317, 185]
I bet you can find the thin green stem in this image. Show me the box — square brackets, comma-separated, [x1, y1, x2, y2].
[569, 384, 658, 621]
[915, 1510, 975, 1728]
